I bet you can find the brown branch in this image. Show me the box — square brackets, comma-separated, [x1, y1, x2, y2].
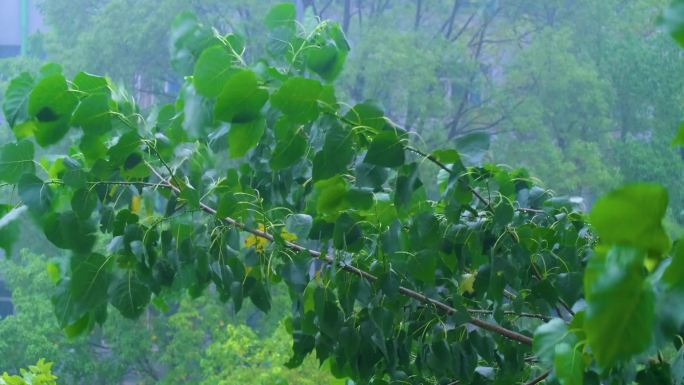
[147, 165, 532, 346]
[524, 370, 551, 385]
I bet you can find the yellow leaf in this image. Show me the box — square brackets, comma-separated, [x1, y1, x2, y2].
[245, 224, 269, 252]
[458, 272, 476, 295]
[131, 195, 141, 214]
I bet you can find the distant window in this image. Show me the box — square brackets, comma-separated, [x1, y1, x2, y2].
[0, 45, 21, 58]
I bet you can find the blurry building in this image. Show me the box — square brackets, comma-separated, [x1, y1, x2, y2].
[0, 0, 46, 58]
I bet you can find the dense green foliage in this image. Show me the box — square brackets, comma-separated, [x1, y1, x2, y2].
[2, 1, 684, 384]
[0, 251, 333, 383]
[21, 0, 684, 213]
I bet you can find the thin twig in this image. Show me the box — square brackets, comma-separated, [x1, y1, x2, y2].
[406, 146, 494, 212]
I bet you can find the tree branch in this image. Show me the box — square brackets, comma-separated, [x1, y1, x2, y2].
[146, 165, 532, 346]
[524, 370, 551, 385]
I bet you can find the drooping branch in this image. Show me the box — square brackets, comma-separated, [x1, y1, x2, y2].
[524, 370, 551, 385]
[146, 164, 533, 345]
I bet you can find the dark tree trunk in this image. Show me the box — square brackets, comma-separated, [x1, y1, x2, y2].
[443, 0, 460, 39]
[414, 0, 423, 30]
[343, 0, 351, 33]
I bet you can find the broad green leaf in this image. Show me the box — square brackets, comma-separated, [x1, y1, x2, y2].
[108, 131, 141, 167]
[43, 211, 97, 254]
[408, 251, 437, 284]
[675, 122, 684, 147]
[18, 174, 52, 215]
[193, 46, 237, 97]
[584, 246, 655, 367]
[344, 101, 387, 131]
[312, 123, 354, 180]
[333, 213, 363, 252]
[2, 72, 34, 127]
[110, 273, 151, 318]
[304, 23, 349, 82]
[364, 130, 406, 168]
[28, 73, 79, 146]
[70, 253, 113, 310]
[249, 280, 271, 313]
[493, 199, 514, 226]
[271, 77, 323, 124]
[214, 70, 268, 123]
[72, 72, 109, 95]
[313, 176, 349, 217]
[169, 12, 221, 75]
[270, 118, 308, 170]
[454, 132, 490, 165]
[554, 343, 584, 385]
[0, 140, 35, 183]
[590, 184, 670, 255]
[228, 118, 266, 158]
[533, 318, 574, 365]
[265, 3, 296, 31]
[71, 94, 112, 135]
[664, 240, 684, 289]
[71, 188, 98, 219]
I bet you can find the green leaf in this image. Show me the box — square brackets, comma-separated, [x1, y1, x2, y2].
[590, 184, 670, 255]
[454, 132, 490, 165]
[333, 213, 363, 252]
[662, 0, 684, 48]
[215, 70, 268, 123]
[533, 318, 573, 365]
[110, 273, 151, 318]
[493, 199, 514, 226]
[71, 94, 112, 135]
[408, 251, 437, 284]
[0, 140, 35, 183]
[249, 280, 271, 313]
[28, 73, 79, 146]
[70, 253, 113, 310]
[228, 118, 266, 158]
[271, 77, 323, 124]
[554, 343, 584, 385]
[674, 122, 684, 147]
[72, 72, 110, 95]
[43, 211, 97, 254]
[313, 176, 349, 217]
[344, 101, 387, 131]
[265, 3, 296, 31]
[312, 123, 354, 180]
[2, 72, 35, 127]
[364, 130, 406, 168]
[71, 188, 98, 219]
[584, 246, 655, 368]
[18, 174, 52, 215]
[193, 46, 237, 97]
[270, 118, 308, 170]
